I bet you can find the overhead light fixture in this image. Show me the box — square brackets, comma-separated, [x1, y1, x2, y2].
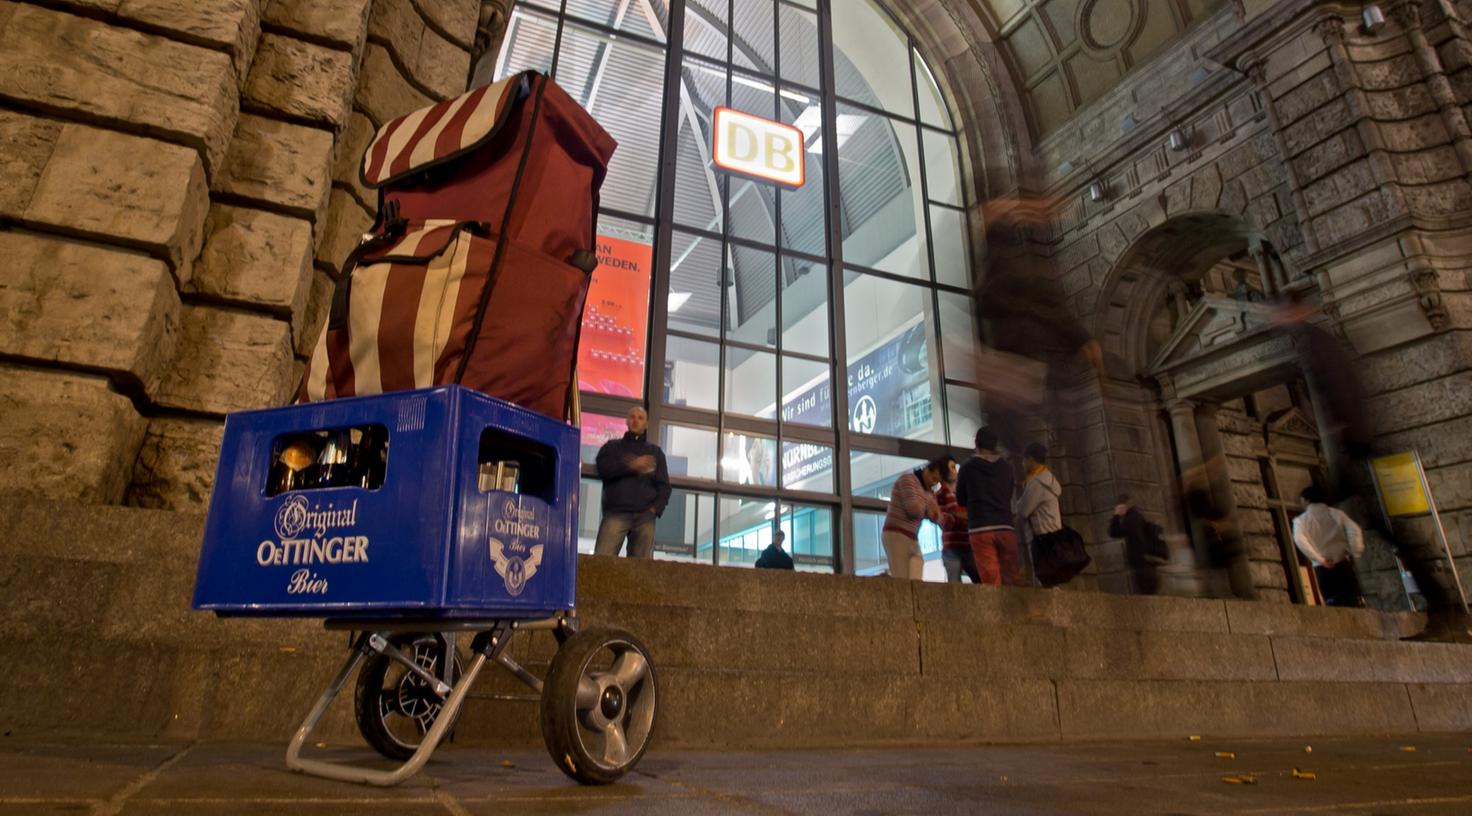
[1088, 180, 1107, 202]
[1167, 128, 1188, 152]
[1362, 4, 1386, 34]
[668, 291, 692, 312]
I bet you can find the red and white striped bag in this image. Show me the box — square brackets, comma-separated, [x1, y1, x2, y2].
[299, 71, 616, 420]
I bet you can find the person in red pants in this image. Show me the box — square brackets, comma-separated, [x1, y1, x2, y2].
[956, 427, 1020, 586]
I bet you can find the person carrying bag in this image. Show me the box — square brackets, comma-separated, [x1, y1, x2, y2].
[1014, 443, 1089, 587]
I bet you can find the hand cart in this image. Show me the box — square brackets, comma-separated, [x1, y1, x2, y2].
[193, 386, 656, 786]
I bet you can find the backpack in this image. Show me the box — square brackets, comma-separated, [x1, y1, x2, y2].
[298, 71, 617, 420]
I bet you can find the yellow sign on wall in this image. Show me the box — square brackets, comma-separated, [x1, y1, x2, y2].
[1372, 452, 1431, 517]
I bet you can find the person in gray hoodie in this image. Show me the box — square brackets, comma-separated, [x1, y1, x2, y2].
[1014, 442, 1065, 585]
[1015, 442, 1062, 537]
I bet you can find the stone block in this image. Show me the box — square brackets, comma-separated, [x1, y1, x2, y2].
[1403, 177, 1472, 216]
[411, 25, 470, 100]
[1272, 67, 1339, 127]
[333, 112, 378, 210]
[1301, 159, 1378, 216]
[919, 623, 1066, 678]
[22, 124, 209, 279]
[0, 110, 61, 216]
[1272, 636, 1472, 684]
[117, 0, 262, 80]
[1224, 599, 1401, 640]
[1290, 129, 1364, 186]
[1063, 629, 1277, 681]
[1365, 370, 1472, 434]
[0, 231, 179, 393]
[1407, 683, 1472, 732]
[907, 677, 1061, 742]
[126, 417, 225, 512]
[355, 42, 433, 126]
[214, 114, 334, 220]
[367, 0, 425, 64]
[1356, 331, 1472, 397]
[295, 267, 334, 358]
[314, 188, 375, 273]
[1364, 83, 1437, 121]
[0, 367, 146, 504]
[155, 306, 295, 415]
[0, 2, 237, 174]
[1380, 113, 1458, 153]
[1280, 98, 1354, 158]
[1057, 679, 1417, 739]
[191, 205, 314, 322]
[581, 555, 914, 620]
[1355, 53, 1423, 92]
[262, 0, 371, 51]
[413, 0, 479, 49]
[244, 33, 355, 128]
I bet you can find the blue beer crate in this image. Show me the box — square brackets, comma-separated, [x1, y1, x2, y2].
[193, 386, 580, 618]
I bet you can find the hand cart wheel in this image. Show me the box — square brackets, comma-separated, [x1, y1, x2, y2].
[539, 625, 657, 785]
[353, 633, 464, 761]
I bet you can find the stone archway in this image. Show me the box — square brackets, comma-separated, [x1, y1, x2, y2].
[1078, 211, 1320, 601]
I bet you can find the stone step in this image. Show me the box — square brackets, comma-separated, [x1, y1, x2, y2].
[1, 498, 1463, 751]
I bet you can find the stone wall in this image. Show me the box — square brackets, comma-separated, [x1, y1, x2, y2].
[0, 0, 482, 511]
[1016, 0, 1472, 604]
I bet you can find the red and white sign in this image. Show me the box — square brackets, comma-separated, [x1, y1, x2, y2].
[712, 106, 805, 188]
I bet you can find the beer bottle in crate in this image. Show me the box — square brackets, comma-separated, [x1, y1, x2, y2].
[269, 437, 318, 495]
[314, 429, 352, 488]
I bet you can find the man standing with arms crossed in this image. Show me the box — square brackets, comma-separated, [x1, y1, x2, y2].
[956, 427, 1019, 586]
[594, 406, 670, 558]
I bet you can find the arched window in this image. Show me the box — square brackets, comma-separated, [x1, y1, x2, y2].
[494, 0, 979, 576]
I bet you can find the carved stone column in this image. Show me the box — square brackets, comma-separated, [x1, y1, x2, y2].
[1240, 59, 1319, 254]
[1315, 14, 1409, 215]
[1394, 0, 1472, 178]
[469, 0, 515, 88]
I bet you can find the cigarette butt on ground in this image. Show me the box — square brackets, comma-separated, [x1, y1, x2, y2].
[1221, 775, 1257, 785]
[1215, 752, 1236, 759]
[1188, 735, 1203, 742]
[1292, 769, 1317, 780]
[1400, 746, 1417, 753]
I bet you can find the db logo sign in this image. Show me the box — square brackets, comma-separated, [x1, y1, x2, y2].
[713, 107, 805, 188]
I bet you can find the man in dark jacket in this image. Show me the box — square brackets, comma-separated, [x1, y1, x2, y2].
[955, 426, 1019, 586]
[755, 529, 795, 570]
[1110, 493, 1165, 595]
[593, 406, 670, 558]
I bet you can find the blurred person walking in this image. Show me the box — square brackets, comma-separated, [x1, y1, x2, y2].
[593, 406, 670, 558]
[1182, 457, 1258, 600]
[1110, 494, 1167, 596]
[956, 427, 1020, 586]
[936, 460, 981, 583]
[881, 456, 950, 579]
[1292, 485, 1365, 607]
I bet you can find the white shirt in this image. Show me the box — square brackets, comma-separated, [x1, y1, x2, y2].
[1291, 503, 1364, 567]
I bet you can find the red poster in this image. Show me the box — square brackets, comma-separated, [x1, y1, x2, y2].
[578, 235, 652, 397]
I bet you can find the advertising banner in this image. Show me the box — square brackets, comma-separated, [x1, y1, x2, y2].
[578, 235, 652, 398]
[777, 322, 932, 487]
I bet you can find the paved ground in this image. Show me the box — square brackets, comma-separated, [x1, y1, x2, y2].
[1, 733, 1469, 815]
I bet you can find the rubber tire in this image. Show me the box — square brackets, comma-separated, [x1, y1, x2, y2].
[540, 625, 657, 785]
[353, 634, 463, 761]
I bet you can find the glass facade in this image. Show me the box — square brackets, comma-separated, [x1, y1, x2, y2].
[499, 0, 980, 574]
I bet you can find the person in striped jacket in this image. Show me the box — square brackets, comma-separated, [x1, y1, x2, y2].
[882, 456, 952, 579]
